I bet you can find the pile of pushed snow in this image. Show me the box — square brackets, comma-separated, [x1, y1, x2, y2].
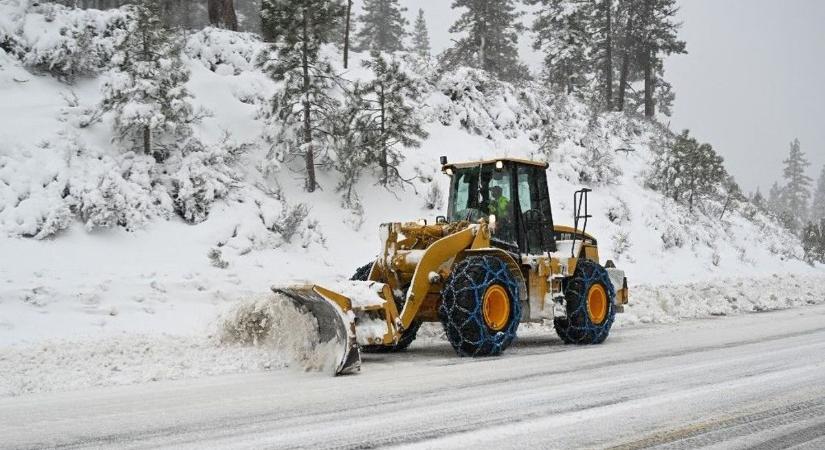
[219, 293, 344, 374]
[619, 272, 825, 325]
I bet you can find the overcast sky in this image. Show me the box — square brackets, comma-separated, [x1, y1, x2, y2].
[354, 1, 825, 192]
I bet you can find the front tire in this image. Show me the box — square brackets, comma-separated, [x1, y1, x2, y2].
[439, 255, 522, 356]
[350, 262, 421, 353]
[554, 260, 617, 345]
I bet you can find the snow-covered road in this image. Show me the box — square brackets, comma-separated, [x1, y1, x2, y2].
[3, 305, 825, 449]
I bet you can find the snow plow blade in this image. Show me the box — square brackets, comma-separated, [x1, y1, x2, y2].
[271, 286, 361, 376]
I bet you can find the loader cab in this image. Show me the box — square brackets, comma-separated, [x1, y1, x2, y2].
[444, 159, 557, 255]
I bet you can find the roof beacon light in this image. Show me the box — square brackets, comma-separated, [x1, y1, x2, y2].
[495, 160, 504, 170]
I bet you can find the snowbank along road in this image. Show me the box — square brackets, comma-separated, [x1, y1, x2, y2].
[2, 304, 825, 449]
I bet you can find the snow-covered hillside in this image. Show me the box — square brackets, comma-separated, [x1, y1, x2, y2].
[1, 1, 823, 395]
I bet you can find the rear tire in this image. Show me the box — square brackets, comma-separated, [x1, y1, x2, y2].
[439, 255, 522, 356]
[350, 262, 422, 353]
[554, 259, 616, 345]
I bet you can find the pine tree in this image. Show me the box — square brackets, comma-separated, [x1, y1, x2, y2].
[529, 0, 591, 93]
[442, 0, 528, 82]
[330, 82, 372, 204]
[811, 165, 825, 222]
[801, 220, 825, 264]
[354, 0, 408, 53]
[411, 9, 431, 58]
[360, 51, 429, 186]
[767, 182, 783, 215]
[649, 130, 726, 212]
[258, 0, 344, 192]
[99, 1, 194, 161]
[750, 188, 765, 211]
[635, 0, 685, 117]
[780, 138, 812, 232]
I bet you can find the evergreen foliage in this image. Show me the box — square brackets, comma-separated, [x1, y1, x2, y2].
[811, 165, 825, 222]
[354, 0, 408, 53]
[529, 0, 684, 115]
[359, 51, 429, 186]
[649, 129, 726, 212]
[99, 0, 195, 161]
[802, 219, 825, 264]
[441, 0, 528, 82]
[258, 0, 344, 192]
[528, 0, 592, 94]
[411, 8, 431, 58]
[779, 138, 812, 232]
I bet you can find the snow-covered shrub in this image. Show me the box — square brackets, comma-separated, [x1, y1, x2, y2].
[266, 202, 309, 244]
[67, 147, 170, 231]
[0, 142, 73, 238]
[185, 27, 263, 75]
[2, 2, 131, 82]
[208, 248, 229, 269]
[58, 91, 103, 129]
[611, 231, 631, 260]
[255, 198, 325, 249]
[170, 138, 244, 224]
[433, 67, 551, 141]
[661, 225, 685, 250]
[607, 198, 630, 225]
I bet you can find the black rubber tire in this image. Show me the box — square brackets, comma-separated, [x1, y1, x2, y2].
[438, 255, 522, 356]
[554, 259, 617, 345]
[350, 262, 422, 353]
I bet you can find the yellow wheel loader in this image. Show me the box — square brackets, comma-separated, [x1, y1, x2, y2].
[274, 157, 629, 375]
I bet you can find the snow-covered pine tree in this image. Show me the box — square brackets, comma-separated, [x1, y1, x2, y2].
[360, 50, 428, 186]
[442, 0, 528, 83]
[99, 0, 194, 162]
[811, 165, 825, 222]
[411, 9, 431, 58]
[354, 0, 408, 53]
[767, 182, 783, 215]
[780, 138, 812, 232]
[529, 0, 592, 94]
[649, 130, 726, 212]
[330, 82, 372, 205]
[635, 0, 685, 117]
[615, 0, 643, 111]
[750, 188, 766, 211]
[801, 220, 825, 264]
[258, 0, 344, 192]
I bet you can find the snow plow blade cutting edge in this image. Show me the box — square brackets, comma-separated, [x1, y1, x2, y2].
[271, 286, 361, 376]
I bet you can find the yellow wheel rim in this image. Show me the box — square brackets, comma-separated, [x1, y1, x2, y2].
[483, 285, 511, 331]
[587, 284, 608, 325]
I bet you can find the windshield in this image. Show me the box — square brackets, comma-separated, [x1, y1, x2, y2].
[448, 165, 517, 246]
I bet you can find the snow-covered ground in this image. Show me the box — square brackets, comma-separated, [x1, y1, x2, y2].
[1, 1, 824, 400]
[3, 305, 825, 449]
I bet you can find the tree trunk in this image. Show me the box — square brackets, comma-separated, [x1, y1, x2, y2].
[604, 0, 613, 110]
[642, 0, 654, 118]
[301, 8, 316, 193]
[208, 0, 237, 31]
[617, 10, 633, 111]
[344, 0, 352, 68]
[143, 126, 151, 156]
[380, 84, 388, 185]
[643, 47, 654, 117]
